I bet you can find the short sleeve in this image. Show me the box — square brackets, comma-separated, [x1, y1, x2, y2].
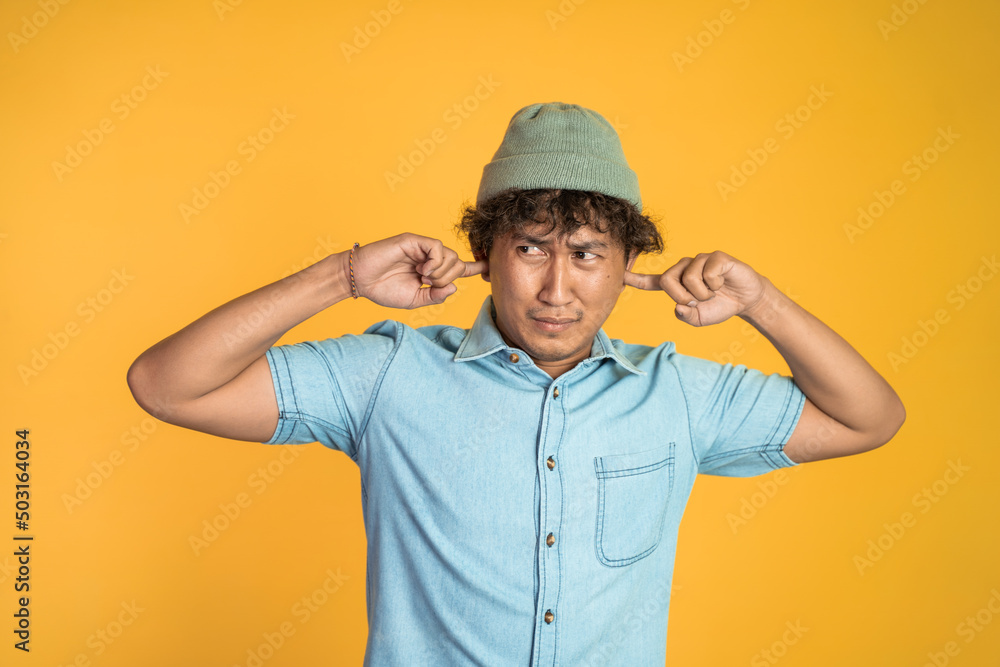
[672, 354, 805, 477]
[262, 321, 400, 458]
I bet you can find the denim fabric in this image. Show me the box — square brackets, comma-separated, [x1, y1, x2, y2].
[264, 296, 805, 666]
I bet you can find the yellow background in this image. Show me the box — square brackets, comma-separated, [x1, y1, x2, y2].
[2, 0, 998, 665]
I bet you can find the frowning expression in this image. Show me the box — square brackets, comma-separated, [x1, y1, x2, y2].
[483, 223, 635, 378]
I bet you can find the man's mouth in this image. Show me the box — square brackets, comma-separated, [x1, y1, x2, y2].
[531, 316, 580, 333]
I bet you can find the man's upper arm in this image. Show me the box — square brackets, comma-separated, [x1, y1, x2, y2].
[130, 321, 398, 451]
[782, 397, 891, 464]
[133, 355, 279, 443]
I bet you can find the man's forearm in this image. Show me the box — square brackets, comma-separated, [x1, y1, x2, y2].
[127, 251, 351, 416]
[740, 278, 905, 445]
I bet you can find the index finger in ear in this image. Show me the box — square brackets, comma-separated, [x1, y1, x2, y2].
[462, 260, 488, 278]
[623, 270, 661, 291]
[428, 256, 485, 287]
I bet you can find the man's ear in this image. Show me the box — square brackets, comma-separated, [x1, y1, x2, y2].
[473, 249, 490, 282]
[625, 250, 638, 273]
[619, 250, 639, 295]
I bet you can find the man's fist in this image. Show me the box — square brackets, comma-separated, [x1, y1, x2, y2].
[348, 233, 486, 310]
[624, 251, 771, 326]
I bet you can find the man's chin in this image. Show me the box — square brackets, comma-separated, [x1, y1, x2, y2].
[521, 340, 590, 365]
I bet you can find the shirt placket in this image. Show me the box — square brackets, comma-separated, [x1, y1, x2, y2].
[531, 378, 566, 666]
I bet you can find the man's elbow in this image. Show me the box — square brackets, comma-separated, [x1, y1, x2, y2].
[865, 396, 907, 452]
[126, 356, 175, 424]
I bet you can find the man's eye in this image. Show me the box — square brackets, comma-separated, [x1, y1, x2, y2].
[518, 246, 543, 255]
[573, 251, 597, 260]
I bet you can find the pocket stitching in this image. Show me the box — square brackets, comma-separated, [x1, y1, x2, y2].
[595, 443, 675, 567]
[596, 456, 672, 479]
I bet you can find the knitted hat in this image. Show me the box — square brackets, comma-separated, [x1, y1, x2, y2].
[476, 102, 641, 210]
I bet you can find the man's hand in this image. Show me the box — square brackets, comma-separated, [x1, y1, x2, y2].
[624, 251, 769, 326]
[351, 233, 486, 310]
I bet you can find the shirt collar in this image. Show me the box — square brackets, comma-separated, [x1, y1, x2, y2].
[454, 296, 645, 376]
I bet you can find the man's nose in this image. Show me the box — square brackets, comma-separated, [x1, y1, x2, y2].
[538, 257, 573, 306]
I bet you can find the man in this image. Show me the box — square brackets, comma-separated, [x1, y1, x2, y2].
[127, 102, 905, 665]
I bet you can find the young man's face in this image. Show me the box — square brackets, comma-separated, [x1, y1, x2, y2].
[482, 221, 636, 376]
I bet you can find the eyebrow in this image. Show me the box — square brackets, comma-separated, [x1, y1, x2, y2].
[512, 232, 610, 252]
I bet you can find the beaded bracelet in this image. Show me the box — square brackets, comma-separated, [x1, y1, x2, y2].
[349, 242, 360, 299]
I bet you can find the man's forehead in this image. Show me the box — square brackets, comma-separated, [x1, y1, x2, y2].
[507, 222, 615, 248]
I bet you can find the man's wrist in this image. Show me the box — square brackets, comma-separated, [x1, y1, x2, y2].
[298, 250, 355, 309]
[738, 277, 789, 328]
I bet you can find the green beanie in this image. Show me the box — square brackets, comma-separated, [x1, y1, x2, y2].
[476, 102, 642, 210]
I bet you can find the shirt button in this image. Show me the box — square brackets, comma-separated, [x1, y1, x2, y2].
[509, 353, 519, 363]
[546, 456, 555, 470]
[544, 610, 554, 624]
[553, 387, 560, 398]
[546, 532, 555, 547]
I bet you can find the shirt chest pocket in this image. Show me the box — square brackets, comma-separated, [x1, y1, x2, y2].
[593, 442, 675, 567]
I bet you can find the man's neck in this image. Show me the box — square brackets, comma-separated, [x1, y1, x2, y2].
[533, 358, 582, 380]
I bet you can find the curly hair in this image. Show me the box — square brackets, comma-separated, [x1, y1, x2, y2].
[456, 188, 664, 264]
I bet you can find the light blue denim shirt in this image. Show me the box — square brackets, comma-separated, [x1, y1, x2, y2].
[264, 296, 805, 666]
